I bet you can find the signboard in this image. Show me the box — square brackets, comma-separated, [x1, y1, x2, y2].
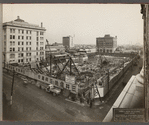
[65, 75, 75, 84]
[113, 108, 145, 122]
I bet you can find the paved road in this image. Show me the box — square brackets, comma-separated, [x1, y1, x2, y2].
[3, 57, 143, 122]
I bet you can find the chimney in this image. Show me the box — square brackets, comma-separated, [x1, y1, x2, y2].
[17, 16, 20, 19]
[41, 22, 43, 27]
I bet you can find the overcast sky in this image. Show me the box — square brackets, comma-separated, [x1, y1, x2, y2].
[3, 4, 143, 46]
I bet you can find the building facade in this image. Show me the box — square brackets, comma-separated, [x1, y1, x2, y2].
[3, 16, 46, 64]
[96, 34, 117, 53]
[63, 36, 73, 50]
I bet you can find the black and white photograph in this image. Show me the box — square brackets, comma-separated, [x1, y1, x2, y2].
[1, 4, 148, 122]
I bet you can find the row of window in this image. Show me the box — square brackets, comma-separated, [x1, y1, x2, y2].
[18, 41, 31, 45]
[10, 41, 15, 46]
[99, 49, 113, 53]
[36, 42, 44, 46]
[36, 47, 44, 50]
[10, 47, 45, 52]
[36, 37, 44, 41]
[10, 35, 44, 41]
[37, 31, 44, 36]
[10, 29, 15, 33]
[10, 52, 44, 59]
[10, 29, 44, 36]
[10, 28, 32, 34]
[26, 53, 31, 56]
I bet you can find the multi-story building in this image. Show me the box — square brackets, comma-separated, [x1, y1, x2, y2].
[96, 34, 117, 53]
[63, 36, 73, 49]
[3, 16, 46, 64]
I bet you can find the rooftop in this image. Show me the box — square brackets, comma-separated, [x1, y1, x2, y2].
[3, 16, 46, 31]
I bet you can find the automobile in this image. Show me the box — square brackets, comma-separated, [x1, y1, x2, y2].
[46, 84, 61, 96]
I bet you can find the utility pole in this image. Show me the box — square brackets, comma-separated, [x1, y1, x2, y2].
[10, 69, 15, 105]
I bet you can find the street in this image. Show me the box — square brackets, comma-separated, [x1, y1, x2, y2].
[3, 57, 143, 122]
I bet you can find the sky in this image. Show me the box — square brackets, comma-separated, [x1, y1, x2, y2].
[3, 4, 143, 46]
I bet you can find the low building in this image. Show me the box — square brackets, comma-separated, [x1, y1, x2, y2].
[96, 34, 117, 53]
[45, 42, 65, 58]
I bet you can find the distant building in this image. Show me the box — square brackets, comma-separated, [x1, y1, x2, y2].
[96, 34, 117, 53]
[63, 36, 73, 49]
[3, 16, 46, 64]
[45, 42, 65, 58]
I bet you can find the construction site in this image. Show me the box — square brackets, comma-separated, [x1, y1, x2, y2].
[4, 51, 139, 106]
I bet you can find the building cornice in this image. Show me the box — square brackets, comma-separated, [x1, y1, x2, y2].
[3, 22, 46, 31]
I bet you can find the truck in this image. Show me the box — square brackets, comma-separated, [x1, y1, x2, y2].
[46, 84, 61, 96]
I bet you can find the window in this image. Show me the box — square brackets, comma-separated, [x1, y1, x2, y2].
[10, 29, 12, 33]
[30, 36, 31, 40]
[13, 41, 15, 46]
[40, 32, 44, 35]
[30, 58, 31, 61]
[10, 29, 15, 33]
[10, 54, 15, 58]
[26, 42, 28, 45]
[26, 47, 28, 51]
[18, 36, 20, 39]
[26, 30, 28, 34]
[13, 48, 15, 51]
[36, 47, 38, 50]
[40, 37, 44, 40]
[26, 36, 28, 40]
[13, 29, 15, 33]
[10, 41, 12, 46]
[22, 48, 24, 51]
[18, 47, 20, 51]
[42, 76, 44, 80]
[37, 37, 38, 41]
[37, 42, 38, 46]
[22, 30, 24, 34]
[10, 35, 12, 39]
[18, 53, 24, 57]
[26, 59, 28, 62]
[40, 42, 44, 45]
[36, 52, 38, 55]
[40, 47, 44, 50]
[18, 42, 20, 45]
[18, 30, 20, 34]
[37, 31, 39, 36]
[22, 36, 24, 39]
[4, 35, 6, 40]
[4, 41, 6, 46]
[22, 42, 24, 45]
[30, 42, 31, 45]
[13, 35, 15, 39]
